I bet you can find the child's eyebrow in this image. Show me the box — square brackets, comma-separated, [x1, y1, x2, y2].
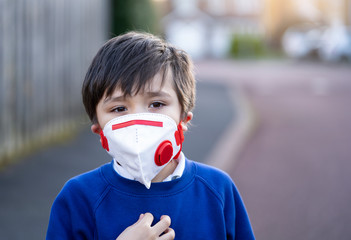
[102, 91, 171, 105]
[146, 91, 172, 98]
[103, 95, 125, 104]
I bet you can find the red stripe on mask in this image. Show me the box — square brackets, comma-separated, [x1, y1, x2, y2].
[112, 120, 163, 130]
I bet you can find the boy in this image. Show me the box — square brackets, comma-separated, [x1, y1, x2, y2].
[46, 32, 255, 239]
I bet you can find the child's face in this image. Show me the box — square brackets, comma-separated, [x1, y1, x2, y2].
[91, 70, 193, 134]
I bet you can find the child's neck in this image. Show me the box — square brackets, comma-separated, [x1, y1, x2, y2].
[151, 159, 178, 183]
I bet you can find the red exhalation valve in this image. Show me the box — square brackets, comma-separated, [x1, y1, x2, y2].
[155, 140, 173, 166]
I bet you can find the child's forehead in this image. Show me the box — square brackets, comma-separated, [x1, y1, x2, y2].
[104, 70, 175, 99]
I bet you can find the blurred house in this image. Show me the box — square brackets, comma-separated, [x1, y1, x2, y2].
[264, 0, 351, 44]
[154, 0, 264, 59]
[153, 0, 351, 60]
[267, 0, 351, 61]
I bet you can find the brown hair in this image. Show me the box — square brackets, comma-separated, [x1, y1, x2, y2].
[82, 31, 196, 123]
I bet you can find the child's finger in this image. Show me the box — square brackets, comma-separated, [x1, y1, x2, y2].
[139, 212, 154, 226]
[127, 213, 145, 229]
[152, 215, 171, 235]
[159, 228, 175, 240]
[134, 213, 144, 224]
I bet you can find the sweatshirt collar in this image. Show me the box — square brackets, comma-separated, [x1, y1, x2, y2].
[101, 156, 194, 195]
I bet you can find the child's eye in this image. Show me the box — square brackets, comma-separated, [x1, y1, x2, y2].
[149, 101, 165, 109]
[112, 106, 127, 112]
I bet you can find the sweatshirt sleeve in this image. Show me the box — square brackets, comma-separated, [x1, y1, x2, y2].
[224, 182, 255, 240]
[46, 189, 74, 240]
[46, 179, 96, 240]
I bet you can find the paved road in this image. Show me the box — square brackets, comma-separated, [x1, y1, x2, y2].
[0, 80, 235, 239]
[197, 60, 351, 240]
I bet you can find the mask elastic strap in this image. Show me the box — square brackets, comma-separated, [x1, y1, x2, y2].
[99, 130, 109, 151]
[174, 122, 184, 159]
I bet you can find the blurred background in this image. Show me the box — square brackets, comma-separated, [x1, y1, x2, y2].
[1, 0, 351, 239]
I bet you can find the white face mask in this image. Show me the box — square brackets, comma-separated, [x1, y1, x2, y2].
[99, 113, 184, 189]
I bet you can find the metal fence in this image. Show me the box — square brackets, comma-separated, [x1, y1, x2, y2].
[0, 0, 109, 165]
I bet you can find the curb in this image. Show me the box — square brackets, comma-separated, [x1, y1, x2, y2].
[205, 83, 258, 172]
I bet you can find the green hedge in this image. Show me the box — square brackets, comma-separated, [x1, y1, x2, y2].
[229, 34, 277, 59]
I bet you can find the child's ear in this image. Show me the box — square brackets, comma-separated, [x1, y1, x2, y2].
[91, 123, 102, 135]
[181, 112, 193, 132]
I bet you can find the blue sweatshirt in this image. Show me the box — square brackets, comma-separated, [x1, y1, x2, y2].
[46, 159, 255, 239]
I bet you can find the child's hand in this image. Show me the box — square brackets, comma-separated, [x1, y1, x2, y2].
[116, 213, 175, 240]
